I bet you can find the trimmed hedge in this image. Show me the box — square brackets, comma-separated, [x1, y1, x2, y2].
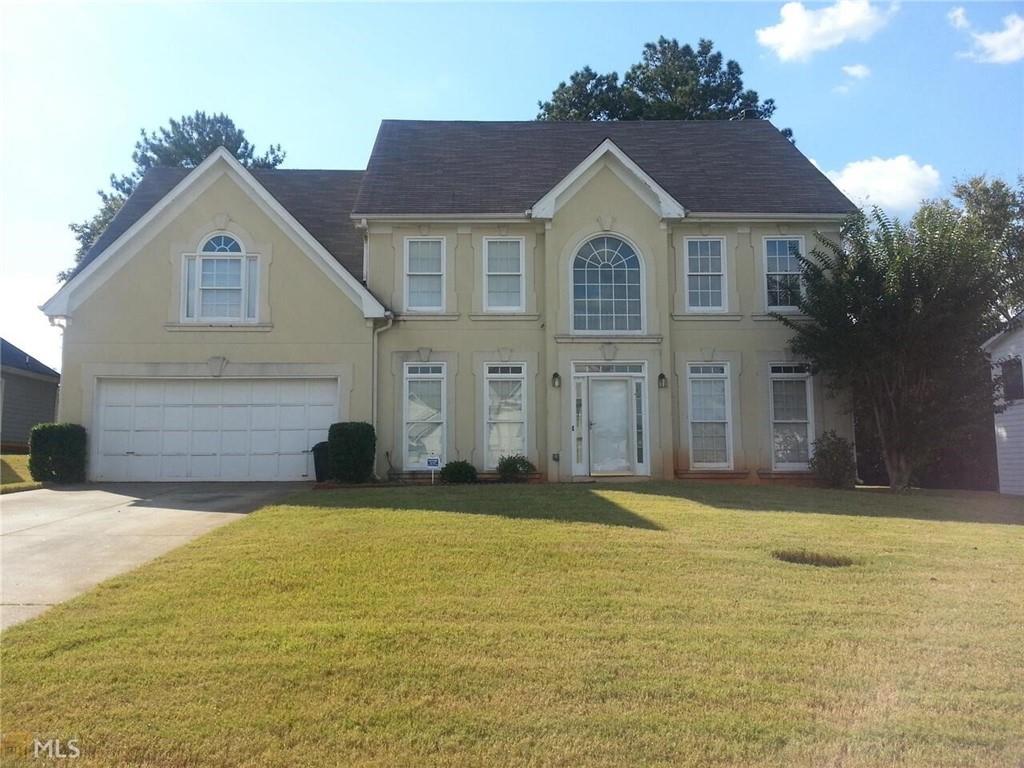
[439, 460, 478, 484]
[29, 423, 87, 483]
[496, 454, 536, 482]
[328, 422, 376, 483]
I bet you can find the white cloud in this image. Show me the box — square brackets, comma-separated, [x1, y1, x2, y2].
[948, 7, 1024, 62]
[825, 155, 941, 213]
[832, 83, 851, 94]
[841, 63, 871, 78]
[947, 6, 969, 30]
[756, 0, 897, 62]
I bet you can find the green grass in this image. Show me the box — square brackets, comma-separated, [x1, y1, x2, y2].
[0, 453, 39, 493]
[2, 483, 1022, 767]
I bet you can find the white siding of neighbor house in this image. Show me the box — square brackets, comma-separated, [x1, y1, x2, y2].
[990, 326, 1024, 495]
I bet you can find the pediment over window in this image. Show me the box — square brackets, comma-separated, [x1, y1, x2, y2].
[529, 139, 686, 221]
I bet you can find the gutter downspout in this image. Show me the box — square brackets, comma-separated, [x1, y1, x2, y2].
[371, 310, 394, 478]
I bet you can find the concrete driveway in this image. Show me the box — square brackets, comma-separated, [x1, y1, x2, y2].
[1, 483, 301, 629]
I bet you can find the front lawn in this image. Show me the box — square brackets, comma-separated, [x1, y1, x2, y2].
[2, 484, 1022, 767]
[0, 453, 39, 493]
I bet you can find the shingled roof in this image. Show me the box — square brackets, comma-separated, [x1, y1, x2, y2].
[72, 167, 366, 280]
[1, 338, 59, 379]
[352, 119, 855, 216]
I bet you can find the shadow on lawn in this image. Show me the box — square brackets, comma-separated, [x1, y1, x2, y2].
[617, 482, 1024, 526]
[294, 484, 664, 530]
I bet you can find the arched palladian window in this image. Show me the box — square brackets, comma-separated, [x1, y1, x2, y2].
[572, 235, 642, 332]
[182, 234, 258, 322]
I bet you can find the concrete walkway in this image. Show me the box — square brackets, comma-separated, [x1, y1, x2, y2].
[1, 483, 301, 629]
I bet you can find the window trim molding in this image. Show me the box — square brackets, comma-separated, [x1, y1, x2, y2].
[403, 236, 446, 314]
[482, 236, 526, 313]
[762, 235, 806, 313]
[482, 362, 528, 469]
[686, 362, 734, 470]
[402, 361, 447, 470]
[683, 236, 729, 314]
[180, 232, 260, 325]
[768, 362, 815, 472]
[567, 232, 648, 336]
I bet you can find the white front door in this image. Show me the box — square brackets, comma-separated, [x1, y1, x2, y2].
[94, 378, 339, 481]
[588, 378, 634, 475]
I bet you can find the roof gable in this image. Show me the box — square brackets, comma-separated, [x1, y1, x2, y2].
[530, 138, 686, 220]
[42, 149, 385, 319]
[352, 119, 856, 217]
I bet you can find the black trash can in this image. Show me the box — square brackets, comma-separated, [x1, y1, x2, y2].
[312, 441, 330, 482]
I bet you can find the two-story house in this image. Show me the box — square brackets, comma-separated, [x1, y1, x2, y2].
[42, 118, 856, 482]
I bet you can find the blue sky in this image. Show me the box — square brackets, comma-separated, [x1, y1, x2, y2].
[1, 1, 1022, 369]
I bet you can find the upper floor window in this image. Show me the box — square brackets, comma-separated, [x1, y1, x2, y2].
[685, 237, 726, 312]
[765, 237, 804, 310]
[405, 237, 445, 312]
[182, 234, 258, 322]
[572, 235, 642, 332]
[483, 238, 524, 312]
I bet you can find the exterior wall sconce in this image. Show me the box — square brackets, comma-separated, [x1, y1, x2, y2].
[658, 373, 668, 389]
[551, 372, 562, 388]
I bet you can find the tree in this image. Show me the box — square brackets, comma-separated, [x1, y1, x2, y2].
[952, 175, 1024, 323]
[62, 111, 286, 281]
[538, 37, 792, 139]
[778, 207, 1002, 490]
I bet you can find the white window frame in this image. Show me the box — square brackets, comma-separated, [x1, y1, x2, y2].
[403, 236, 446, 313]
[763, 235, 805, 313]
[180, 233, 259, 324]
[568, 233, 647, 336]
[683, 236, 728, 313]
[687, 363, 733, 469]
[403, 362, 447, 470]
[483, 363, 527, 469]
[482, 237, 526, 313]
[768, 363, 815, 471]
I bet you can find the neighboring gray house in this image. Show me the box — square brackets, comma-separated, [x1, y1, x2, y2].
[1, 338, 60, 451]
[984, 319, 1024, 495]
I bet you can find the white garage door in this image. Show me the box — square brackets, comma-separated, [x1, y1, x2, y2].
[95, 378, 339, 481]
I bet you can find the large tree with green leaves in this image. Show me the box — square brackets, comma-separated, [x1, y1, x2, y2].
[778, 207, 1003, 490]
[538, 37, 791, 139]
[63, 111, 286, 281]
[951, 175, 1024, 323]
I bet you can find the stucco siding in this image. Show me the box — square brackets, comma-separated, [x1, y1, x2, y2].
[58, 175, 374, 452]
[1, 370, 59, 446]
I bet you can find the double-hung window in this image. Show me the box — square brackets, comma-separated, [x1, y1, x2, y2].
[405, 238, 445, 312]
[769, 364, 814, 470]
[404, 363, 446, 469]
[484, 364, 526, 467]
[484, 238, 524, 312]
[685, 238, 726, 312]
[687, 363, 732, 468]
[183, 234, 258, 322]
[765, 237, 804, 311]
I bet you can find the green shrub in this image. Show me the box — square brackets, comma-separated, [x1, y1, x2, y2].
[809, 430, 857, 488]
[328, 422, 376, 483]
[439, 460, 478, 484]
[496, 454, 536, 482]
[29, 423, 87, 483]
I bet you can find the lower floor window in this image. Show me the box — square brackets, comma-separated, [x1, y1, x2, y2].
[688, 363, 731, 467]
[485, 364, 526, 468]
[404, 363, 445, 468]
[769, 364, 813, 469]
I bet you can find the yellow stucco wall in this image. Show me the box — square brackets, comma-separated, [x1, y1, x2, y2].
[59, 174, 373, 433]
[59, 160, 853, 482]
